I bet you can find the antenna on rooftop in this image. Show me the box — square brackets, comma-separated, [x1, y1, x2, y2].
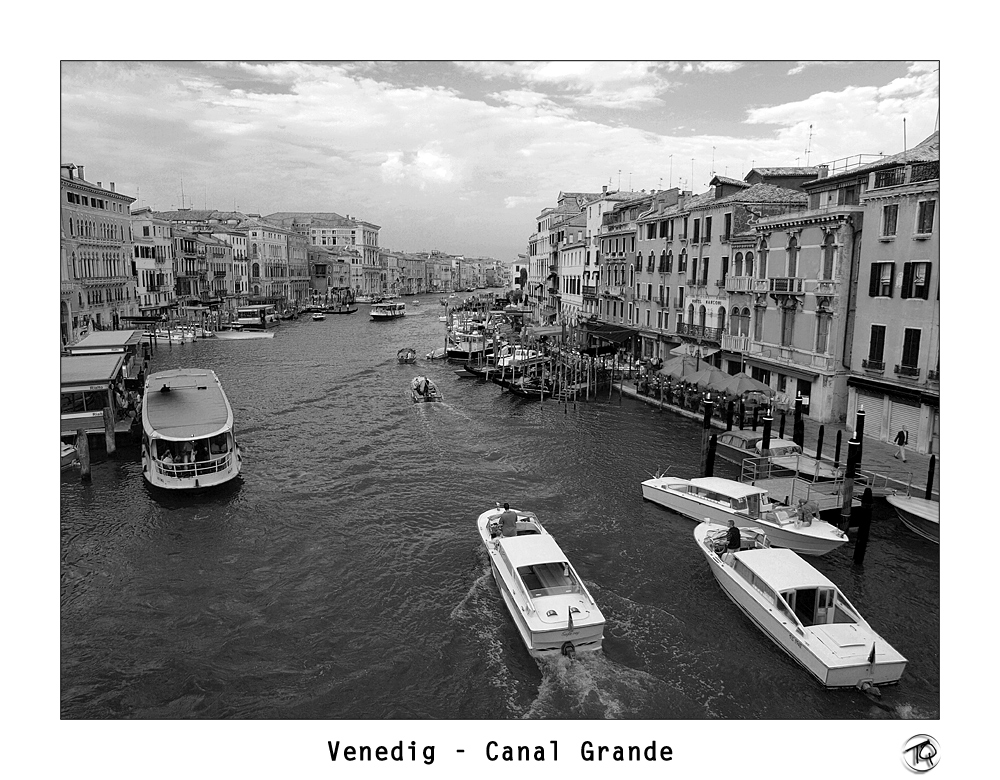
[805, 124, 813, 166]
[180, 179, 185, 209]
[711, 146, 715, 175]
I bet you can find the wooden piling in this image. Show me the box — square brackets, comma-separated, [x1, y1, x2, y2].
[834, 430, 843, 468]
[815, 425, 825, 461]
[738, 400, 745, 430]
[852, 488, 875, 565]
[103, 406, 116, 455]
[761, 411, 773, 452]
[779, 411, 787, 439]
[925, 454, 936, 500]
[793, 394, 804, 448]
[725, 401, 734, 431]
[854, 406, 866, 466]
[839, 437, 860, 531]
[700, 395, 715, 476]
[76, 429, 91, 482]
[705, 434, 717, 478]
[751, 406, 759, 431]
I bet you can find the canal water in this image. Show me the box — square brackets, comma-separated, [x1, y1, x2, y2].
[60, 300, 939, 723]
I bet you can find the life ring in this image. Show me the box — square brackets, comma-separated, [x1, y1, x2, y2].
[561, 641, 576, 658]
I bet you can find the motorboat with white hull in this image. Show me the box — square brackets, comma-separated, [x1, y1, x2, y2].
[694, 521, 907, 689]
[641, 475, 847, 556]
[476, 506, 605, 658]
[886, 494, 940, 544]
[140, 368, 242, 490]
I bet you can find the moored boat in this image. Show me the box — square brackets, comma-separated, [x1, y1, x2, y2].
[397, 347, 417, 364]
[476, 506, 605, 657]
[61, 442, 79, 469]
[425, 346, 447, 360]
[140, 368, 241, 490]
[755, 438, 843, 481]
[410, 376, 442, 402]
[214, 329, 275, 340]
[640, 475, 847, 556]
[886, 494, 940, 544]
[694, 521, 907, 689]
[312, 312, 326, 321]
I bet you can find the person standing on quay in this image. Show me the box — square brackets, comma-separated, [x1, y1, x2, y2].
[894, 427, 908, 462]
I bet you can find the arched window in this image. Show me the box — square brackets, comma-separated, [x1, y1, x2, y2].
[687, 303, 695, 325]
[745, 251, 754, 278]
[698, 304, 707, 329]
[758, 240, 768, 279]
[666, 250, 673, 273]
[821, 234, 835, 280]
[629, 265, 634, 287]
[786, 236, 799, 277]
[659, 249, 666, 271]
[741, 307, 751, 337]
[734, 252, 744, 276]
[717, 306, 726, 333]
[730, 306, 741, 334]
[252, 262, 260, 278]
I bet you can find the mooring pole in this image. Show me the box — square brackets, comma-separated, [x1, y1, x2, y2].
[816, 425, 825, 462]
[739, 399, 745, 430]
[834, 430, 843, 469]
[701, 394, 715, 476]
[752, 406, 759, 431]
[76, 429, 91, 482]
[761, 409, 773, 452]
[706, 434, 717, 478]
[852, 488, 875, 566]
[725, 400, 734, 431]
[854, 405, 866, 468]
[839, 436, 860, 532]
[779, 411, 787, 439]
[103, 406, 116, 455]
[925, 454, 936, 501]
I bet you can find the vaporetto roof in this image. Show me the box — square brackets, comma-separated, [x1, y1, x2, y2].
[142, 368, 233, 440]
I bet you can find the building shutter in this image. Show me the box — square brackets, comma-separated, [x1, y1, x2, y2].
[856, 391, 885, 439]
[901, 262, 913, 299]
[921, 263, 933, 300]
[869, 264, 879, 297]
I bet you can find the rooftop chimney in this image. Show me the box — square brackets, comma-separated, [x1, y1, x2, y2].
[78, 165, 85, 181]
[602, 185, 608, 194]
[817, 165, 829, 179]
[97, 181, 102, 188]
[110, 182, 116, 192]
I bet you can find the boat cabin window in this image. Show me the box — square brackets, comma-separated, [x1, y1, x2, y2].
[745, 494, 762, 518]
[732, 560, 776, 606]
[61, 389, 109, 413]
[780, 588, 855, 626]
[516, 563, 578, 598]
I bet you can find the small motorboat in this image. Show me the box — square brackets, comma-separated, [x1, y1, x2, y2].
[477, 505, 605, 658]
[754, 438, 843, 481]
[397, 347, 417, 364]
[640, 475, 847, 556]
[411, 376, 442, 402]
[886, 493, 940, 544]
[312, 312, 326, 321]
[426, 347, 447, 360]
[61, 442, 79, 469]
[694, 521, 907, 689]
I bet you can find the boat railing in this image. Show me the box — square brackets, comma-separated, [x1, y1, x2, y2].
[155, 451, 233, 479]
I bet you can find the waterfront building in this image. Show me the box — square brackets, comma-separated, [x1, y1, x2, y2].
[421, 251, 453, 292]
[554, 212, 587, 325]
[596, 191, 655, 333]
[743, 174, 857, 422]
[130, 206, 177, 323]
[240, 216, 290, 303]
[840, 132, 940, 453]
[60, 163, 138, 344]
[581, 187, 634, 322]
[308, 245, 355, 301]
[211, 228, 250, 312]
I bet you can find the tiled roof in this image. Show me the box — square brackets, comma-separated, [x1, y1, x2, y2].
[710, 175, 751, 188]
[749, 167, 821, 177]
[151, 209, 219, 221]
[811, 132, 939, 185]
[713, 183, 807, 206]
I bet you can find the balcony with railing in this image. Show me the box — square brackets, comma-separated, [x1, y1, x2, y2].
[722, 333, 751, 352]
[214, 270, 227, 278]
[910, 161, 939, 183]
[862, 358, 885, 372]
[769, 277, 805, 294]
[873, 167, 906, 189]
[676, 323, 722, 342]
[894, 363, 920, 378]
[582, 285, 597, 299]
[726, 276, 769, 294]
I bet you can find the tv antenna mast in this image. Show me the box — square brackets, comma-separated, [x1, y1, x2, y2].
[805, 124, 813, 166]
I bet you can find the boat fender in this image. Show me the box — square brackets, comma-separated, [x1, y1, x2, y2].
[560, 641, 575, 658]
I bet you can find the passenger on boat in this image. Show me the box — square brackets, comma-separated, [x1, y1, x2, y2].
[796, 498, 819, 526]
[209, 435, 228, 457]
[160, 448, 174, 465]
[195, 440, 209, 462]
[715, 519, 741, 563]
[180, 440, 196, 463]
[499, 503, 518, 537]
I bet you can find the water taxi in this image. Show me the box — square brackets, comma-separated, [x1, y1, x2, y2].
[694, 521, 907, 689]
[886, 493, 940, 544]
[312, 312, 327, 321]
[476, 506, 604, 658]
[233, 304, 279, 330]
[140, 368, 241, 490]
[370, 302, 406, 321]
[640, 475, 847, 556]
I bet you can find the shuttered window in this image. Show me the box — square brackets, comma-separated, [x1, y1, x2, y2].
[868, 325, 886, 362]
[901, 328, 921, 368]
[869, 262, 894, 297]
[901, 262, 932, 300]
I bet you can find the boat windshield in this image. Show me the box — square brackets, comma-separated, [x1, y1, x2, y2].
[780, 588, 857, 627]
[745, 494, 762, 518]
[517, 562, 580, 598]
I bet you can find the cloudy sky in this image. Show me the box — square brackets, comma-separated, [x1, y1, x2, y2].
[60, 60, 938, 260]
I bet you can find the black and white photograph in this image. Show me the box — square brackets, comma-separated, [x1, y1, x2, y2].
[30, 25, 973, 778]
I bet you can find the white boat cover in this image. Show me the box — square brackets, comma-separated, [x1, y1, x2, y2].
[144, 369, 231, 439]
[500, 534, 566, 568]
[734, 547, 835, 592]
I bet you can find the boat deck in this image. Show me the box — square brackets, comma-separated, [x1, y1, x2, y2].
[746, 475, 860, 515]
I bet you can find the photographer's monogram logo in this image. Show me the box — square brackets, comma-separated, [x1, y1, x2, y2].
[901, 735, 939, 773]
